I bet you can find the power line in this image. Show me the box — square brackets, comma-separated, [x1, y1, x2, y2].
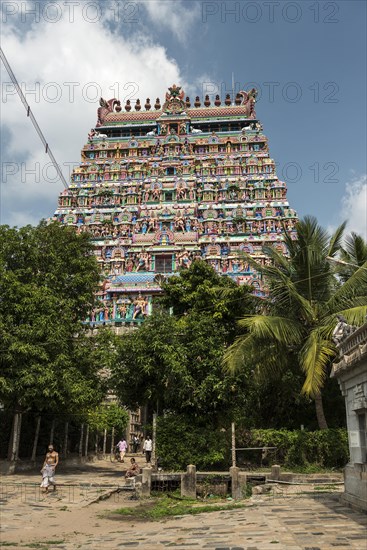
[0, 47, 68, 189]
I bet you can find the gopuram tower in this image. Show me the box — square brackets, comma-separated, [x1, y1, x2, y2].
[52, 85, 298, 324]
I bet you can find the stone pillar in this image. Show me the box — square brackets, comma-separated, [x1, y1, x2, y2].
[181, 464, 196, 498]
[230, 466, 242, 499]
[271, 464, 281, 480]
[141, 467, 152, 497]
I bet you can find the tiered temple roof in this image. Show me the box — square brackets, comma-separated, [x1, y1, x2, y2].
[52, 85, 298, 324]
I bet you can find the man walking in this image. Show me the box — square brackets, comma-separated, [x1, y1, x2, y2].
[40, 444, 59, 493]
[117, 437, 127, 462]
[143, 435, 152, 464]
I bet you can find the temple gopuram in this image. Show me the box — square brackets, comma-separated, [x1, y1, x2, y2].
[52, 85, 298, 324]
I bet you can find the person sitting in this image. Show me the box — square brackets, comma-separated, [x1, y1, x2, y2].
[125, 457, 140, 479]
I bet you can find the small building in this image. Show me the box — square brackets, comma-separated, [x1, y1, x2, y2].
[331, 322, 367, 511]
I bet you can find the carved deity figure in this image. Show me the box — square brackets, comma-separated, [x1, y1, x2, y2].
[133, 294, 148, 319]
[177, 249, 191, 269]
[136, 251, 150, 271]
[152, 184, 161, 201]
[332, 315, 357, 345]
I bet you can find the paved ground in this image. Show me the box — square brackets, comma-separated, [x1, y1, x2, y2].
[1, 459, 366, 550]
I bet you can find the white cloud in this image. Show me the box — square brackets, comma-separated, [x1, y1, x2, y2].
[140, 0, 201, 44]
[0, 3, 188, 226]
[340, 174, 367, 237]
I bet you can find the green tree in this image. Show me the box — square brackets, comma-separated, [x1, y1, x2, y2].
[112, 261, 255, 420]
[112, 312, 250, 420]
[224, 216, 367, 429]
[0, 222, 109, 459]
[87, 403, 129, 434]
[160, 259, 253, 325]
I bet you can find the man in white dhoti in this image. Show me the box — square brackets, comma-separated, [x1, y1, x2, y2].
[40, 445, 59, 493]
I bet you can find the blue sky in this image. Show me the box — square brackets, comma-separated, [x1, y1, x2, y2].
[1, 0, 366, 234]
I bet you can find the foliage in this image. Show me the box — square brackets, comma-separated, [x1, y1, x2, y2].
[112, 261, 256, 422]
[87, 403, 129, 433]
[338, 232, 367, 282]
[159, 259, 253, 328]
[237, 428, 348, 468]
[156, 417, 348, 470]
[156, 413, 229, 471]
[113, 311, 251, 419]
[0, 222, 107, 414]
[224, 216, 367, 427]
[231, 367, 346, 431]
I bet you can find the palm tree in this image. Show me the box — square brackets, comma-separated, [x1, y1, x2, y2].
[224, 216, 367, 429]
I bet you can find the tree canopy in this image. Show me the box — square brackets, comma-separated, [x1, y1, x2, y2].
[112, 261, 255, 422]
[0, 222, 108, 414]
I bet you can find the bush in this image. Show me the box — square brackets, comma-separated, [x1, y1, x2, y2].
[239, 428, 348, 468]
[156, 414, 229, 471]
[156, 421, 349, 471]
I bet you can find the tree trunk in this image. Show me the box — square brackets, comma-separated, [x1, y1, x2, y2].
[103, 428, 107, 458]
[31, 416, 41, 462]
[78, 424, 84, 458]
[315, 392, 328, 430]
[7, 414, 16, 460]
[49, 418, 55, 445]
[8, 412, 21, 461]
[110, 426, 115, 455]
[95, 433, 99, 457]
[15, 412, 22, 460]
[63, 422, 69, 457]
[84, 425, 89, 458]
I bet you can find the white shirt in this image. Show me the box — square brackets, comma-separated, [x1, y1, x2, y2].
[143, 439, 152, 451]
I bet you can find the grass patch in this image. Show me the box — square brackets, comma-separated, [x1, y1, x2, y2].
[114, 494, 247, 520]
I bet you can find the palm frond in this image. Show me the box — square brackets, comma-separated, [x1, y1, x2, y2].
[300, 329, 336, 397]
[342, 232, 367, 265]
[326, 261, 367, 311]
[267, 274, 316, 323]
[334, 305, 367, 326]
[328, 221, 347, 257]
[237, 315, 304, 345]
[223, 333, 257, 374]
[223, 331, 289, 380]
[262, 245, 292, 273]
[251, 342, 290, 382]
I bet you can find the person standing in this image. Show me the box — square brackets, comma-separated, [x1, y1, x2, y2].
[143, 435, 152, 464]
[132, 435, 140, 454]
[117, 437, 127, 462]
[40, 444, 59, 493]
